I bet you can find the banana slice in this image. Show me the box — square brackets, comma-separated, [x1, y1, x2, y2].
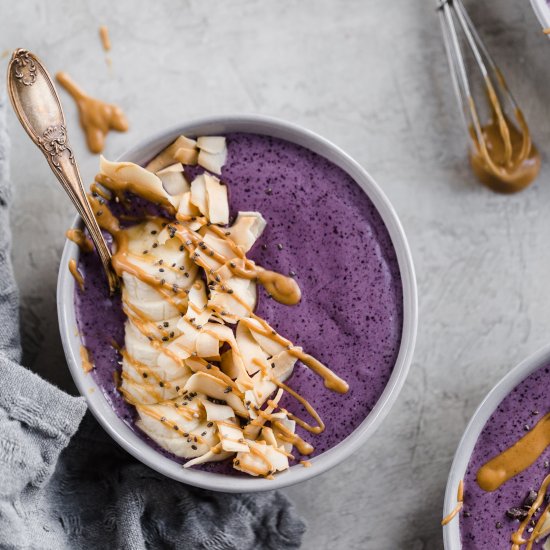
[184, 449, 233, 468]
[136, 393, 218, 458]
[209, 277, 257, 323]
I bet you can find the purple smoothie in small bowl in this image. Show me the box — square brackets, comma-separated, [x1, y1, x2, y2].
[459, 364, 550, 549]
[443, 345, 550, 548]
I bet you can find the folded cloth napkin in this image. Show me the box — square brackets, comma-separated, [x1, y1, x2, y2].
[0, 94, 305, 550]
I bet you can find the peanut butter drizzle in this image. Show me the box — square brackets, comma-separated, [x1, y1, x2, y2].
[241, 316, 349, 394]
[99, 25, 111, 51]
[441, 480, 464, 526]
[300, 460, 312, 468]
[69, 259, 85, 291]
[206, 224, 301, 305]
[273, 420, 314, 456]
[510, 474, 550, 549]
[468, 77, 540, 194]
[56, 72, 128, 154]
[66, 228, 93, 253]
[80, 345, 94, 373]
[477, 412, 550, 492]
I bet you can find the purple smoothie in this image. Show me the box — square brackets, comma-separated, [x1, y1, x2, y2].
[460, 364, 550, 548]
[75, 132, 403, 473]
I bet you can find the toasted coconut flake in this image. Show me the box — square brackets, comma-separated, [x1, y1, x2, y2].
[197, 136, 226, 154]
[100, 156, 174, 207]
[204, 174, 229, 225]
[184, 372, 247, 417]
[217, 421, 249, 453]
[174, 147, 199, 165]
[184, 449, 233, 468]
[146, 135, 198, 172]
[190, 175, 208, 217]
[157, 163, 189, 196]
[229, 212, 267, 252]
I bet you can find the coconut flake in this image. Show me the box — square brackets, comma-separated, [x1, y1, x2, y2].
[204, 174, 229, 225]
[146, 136, 198, 172]
[229, 212, 267, 252]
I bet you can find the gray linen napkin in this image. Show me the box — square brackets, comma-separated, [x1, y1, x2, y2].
[0, 94, 305, 550]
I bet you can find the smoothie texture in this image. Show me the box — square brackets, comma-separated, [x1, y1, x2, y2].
[460, 363, 550, 548]
[74, 132, 404, 472]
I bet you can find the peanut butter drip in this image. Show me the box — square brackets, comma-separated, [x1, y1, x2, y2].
[66, 228, 93, 253]
[441, 480, 464, 526]
[99, 26, 111, 51]
[477, 412, 550, 492]
[56, 72, 128, 154]
[69, 259, 85, 291]
[469, 77, 540, 194]
[80, 345, 94, 373]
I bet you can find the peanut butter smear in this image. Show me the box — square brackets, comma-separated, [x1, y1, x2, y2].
[80, 345, 94, 373]
[468, 78, 540, 194]
[476, 412, 550, 492]
[56, 71, 128, 154]
[66, 228, 93, 253]
[69, 258, 85, 291]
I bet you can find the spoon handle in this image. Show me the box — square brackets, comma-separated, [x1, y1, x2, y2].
[6, 49, 118, 294]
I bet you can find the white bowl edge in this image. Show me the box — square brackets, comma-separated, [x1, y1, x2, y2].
[531, 0, 550, 30]
[58, 114, 418, 493]
[442, 343, 550, 548]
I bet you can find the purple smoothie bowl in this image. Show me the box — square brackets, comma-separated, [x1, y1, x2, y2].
[57, 115, 417, 492]
[443, 344, 550, 548]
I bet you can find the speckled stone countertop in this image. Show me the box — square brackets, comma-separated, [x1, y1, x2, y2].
[2, 1, 550, 548]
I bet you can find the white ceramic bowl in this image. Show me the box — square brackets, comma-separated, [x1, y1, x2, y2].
[58, 115, 418, 492]
[531, 0, 550, 31]
[443, 343, 550, 548]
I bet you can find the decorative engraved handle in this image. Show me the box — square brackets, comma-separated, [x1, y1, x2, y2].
[6, 49, 118, 294]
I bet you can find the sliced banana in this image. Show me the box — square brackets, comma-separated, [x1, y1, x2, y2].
[109, 142, 336, 478]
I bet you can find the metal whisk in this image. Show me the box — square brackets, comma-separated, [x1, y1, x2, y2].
[437, 0, 537, 191]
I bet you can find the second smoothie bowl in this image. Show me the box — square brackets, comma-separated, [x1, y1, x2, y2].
[58, 115, 417, 492]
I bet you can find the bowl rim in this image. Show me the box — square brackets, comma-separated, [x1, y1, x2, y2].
[442, 342, 550, 548]
[58, 113, 418, 492]
[530, 0, 550, 30]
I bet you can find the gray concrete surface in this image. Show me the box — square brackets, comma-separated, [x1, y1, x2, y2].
[2, 1, 550, 548]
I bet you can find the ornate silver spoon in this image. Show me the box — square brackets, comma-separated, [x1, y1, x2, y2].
[6, 49, 118, 293]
